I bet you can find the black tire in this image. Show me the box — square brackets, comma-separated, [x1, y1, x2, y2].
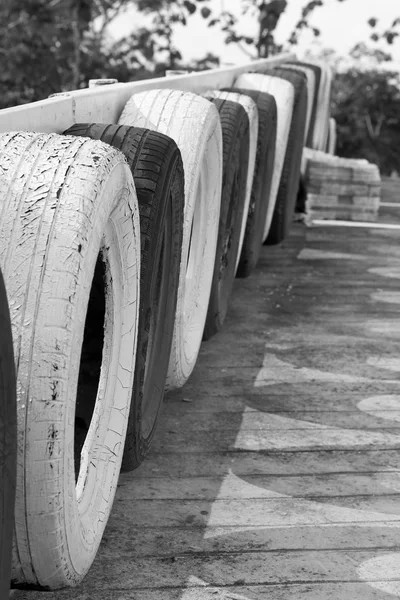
[202, 97, 250, 339]
[264, 67, 308, 245]
[64, 124, 184, 471]
[287, 61, 321, 149]
[224, 87, 277, 278]
[0, 268, 16, 598]
[296, 174, 307, 215]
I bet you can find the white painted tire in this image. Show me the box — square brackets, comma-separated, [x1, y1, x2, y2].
[0, 132, 140, 589]
[204, 90, 258, 273]
[280, 64, 316, 145]
[311, 62, 333, 152]
[327, 117, 337, 155]
[234, 73, 295, 242]
[119, 89, 223, 389]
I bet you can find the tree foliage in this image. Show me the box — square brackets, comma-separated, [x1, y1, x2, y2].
[0, 0, 136, 107]
[368, 14, 400, 46]
[0, 0, 221, 108]
[1, 0, 400, 124]
[332, 68, 400, 175]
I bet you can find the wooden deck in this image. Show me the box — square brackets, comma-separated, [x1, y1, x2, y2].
[12, 181, 400, 599]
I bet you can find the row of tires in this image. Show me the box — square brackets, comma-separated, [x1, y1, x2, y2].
[0, 59, 332, 593]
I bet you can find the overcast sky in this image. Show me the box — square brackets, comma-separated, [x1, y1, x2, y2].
[110, 0, 400, 64]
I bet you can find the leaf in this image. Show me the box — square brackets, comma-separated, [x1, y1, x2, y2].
[295, 19, 308, 30]
[200, 6, 211, 18]
[386, 31, 399, 45]
[183, 1, 196, 15]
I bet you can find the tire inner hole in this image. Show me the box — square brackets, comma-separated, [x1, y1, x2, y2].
[74, 252, 106, 483]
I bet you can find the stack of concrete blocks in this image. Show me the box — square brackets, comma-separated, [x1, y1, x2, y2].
[302, 149, 381, 222]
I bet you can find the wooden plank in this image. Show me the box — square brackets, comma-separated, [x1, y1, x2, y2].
[11, 581, 400, 600]
[311, 220, 400, 229]
[180, 366, 400, 391]
[116, 472, 400, 501]
[174, 379, 400, 399]
[92, 520, 400, 557]
[164, 393, 400, 414]
[18, 548, 400, 590]
[134, 448, 400, 478]
[106, 495, 400, 529]
[160, 409, 400, 431]
[149, 427, 400, 453]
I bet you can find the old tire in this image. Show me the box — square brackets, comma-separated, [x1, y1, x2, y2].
[310, 62, 331, 152]
[264, 67, 308, 245]
[327, 117, 337, 155]
[202, 96, 250, 339]
[225, 87, 277, 277]
[119, 89, 222, 389]
[64, 124, 184, 471]
[290, 61, 332, 151]
[288, 61, 322, 149]
[205, 90, 259, 273]
[0, 268, 16, 598]
[0, 132, 140, 589]
[317, 63, 333, 153]
[278, 63, 315, 145]
[235, 73, 295, 242]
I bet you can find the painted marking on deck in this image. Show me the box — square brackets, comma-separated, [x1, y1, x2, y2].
[358, 554, 400, 596]
[370, 291, 400, 304]
[312, 220, 400, 230]
[357, 396, 400, 423]
[204, 468, 400, 538]
[264, 342, 294, 351]
[369, 267, 400, 279]
[254, 352, 398, 387]
[298, 248, 366, 261]
[365, 320, 400, 337]
[367, 357, 400, 371]
[181, 577, 253, 599]
[234, 407, 400, 452]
